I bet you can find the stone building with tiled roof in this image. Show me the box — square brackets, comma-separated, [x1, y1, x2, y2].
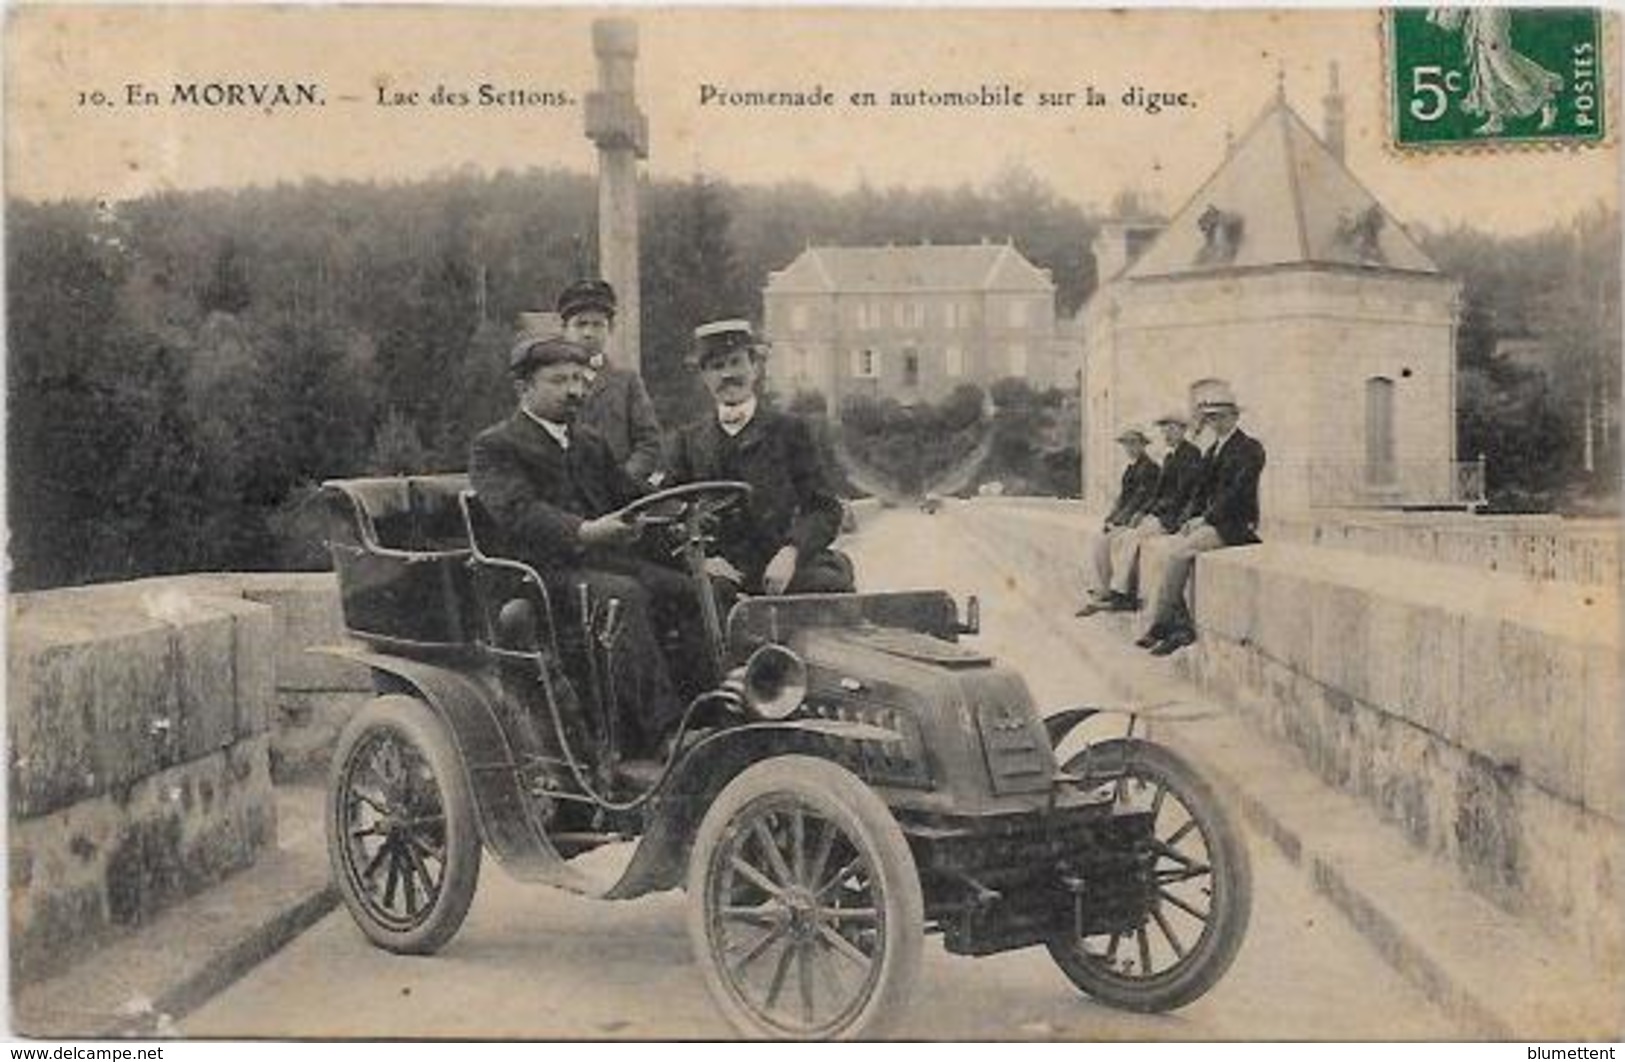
[763, 240, 1066, 413]
[1082, 76, 1463, 515]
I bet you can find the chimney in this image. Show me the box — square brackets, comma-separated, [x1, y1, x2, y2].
[1092, 226, 1128, 285]
[1323, 61, 1346, 161]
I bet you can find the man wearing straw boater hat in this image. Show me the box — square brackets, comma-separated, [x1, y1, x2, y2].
[1077, 424, 1160, 615]
[1139, 381, 1266, 656]
[668, 319, 854, 611]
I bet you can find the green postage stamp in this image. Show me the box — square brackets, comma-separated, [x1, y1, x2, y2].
[1388, 8, 1606, 148]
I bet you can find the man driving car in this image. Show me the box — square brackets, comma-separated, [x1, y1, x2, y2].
[469, 334, 691, 754]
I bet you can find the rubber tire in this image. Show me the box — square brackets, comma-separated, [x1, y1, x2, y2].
[1046, 738, 1251, 1013]
[327, 694, 481, 955]
[687, 755, 924, 1041]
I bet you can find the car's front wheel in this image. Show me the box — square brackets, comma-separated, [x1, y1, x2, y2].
[687, 755, 923, 1040]
[327, 694, 481, 955]
[1047, 738, 1251, 1012]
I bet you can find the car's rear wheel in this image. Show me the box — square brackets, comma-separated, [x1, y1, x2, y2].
[688, 755, 923, 1040]
[328, 694, 480, 954]
[1047, 738, 1251, 1012]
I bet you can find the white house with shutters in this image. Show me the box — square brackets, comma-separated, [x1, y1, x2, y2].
[762, 241, 1068, 413]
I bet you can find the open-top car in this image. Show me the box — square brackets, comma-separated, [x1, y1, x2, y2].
[316, 473, 1252, 1040]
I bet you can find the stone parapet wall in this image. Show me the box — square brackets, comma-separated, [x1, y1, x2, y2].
[8, 579, 279, 983]
[966, 496, 1621, 587]
[229, 573, 373, 779]
[8, 736, 275, 984]
[6, 572, 367, 984]
[1191, 543, 1621, 966]
[950, 500, 1624, 966]
[1268, 511, 1619, 587]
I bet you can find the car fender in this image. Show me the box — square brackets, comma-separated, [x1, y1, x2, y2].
[1043, 706, 1110, 750]
[604, 717, 904, 901]
[1044, 700, 1225, 753]
[311, 644, 584, 888]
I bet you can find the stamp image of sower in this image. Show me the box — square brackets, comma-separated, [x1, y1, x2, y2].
[1388, 7, 1607, 148]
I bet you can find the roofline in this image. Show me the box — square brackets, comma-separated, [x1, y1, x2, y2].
[1126, 94, 1446, 281]
[1119, 260, 1454, 284]
[1275, 104, 1444, 274]
[1123, 96, 1283, 280]
[982, 243, 1011, 288]
[764, 282, 1055, 295]
[808, 247, 835, 289]
[1279, 105, 1312, 261]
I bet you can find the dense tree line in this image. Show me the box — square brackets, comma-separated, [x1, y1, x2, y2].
[1417, 206, 1621, 513]
[6, 167, 1095, 589]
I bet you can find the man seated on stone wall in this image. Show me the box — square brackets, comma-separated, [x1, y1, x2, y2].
[668, 319, 854, 616]
[1076, 425, 1161, 615]
[1079, 410, 1206, 617]
[1137, 382, 1267, 656]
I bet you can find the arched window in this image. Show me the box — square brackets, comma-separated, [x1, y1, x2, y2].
[1365, 376, 1396, 484]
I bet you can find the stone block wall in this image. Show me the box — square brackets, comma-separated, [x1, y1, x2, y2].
[951, 500, 1624, 965]
[1192, 543, 1621, 958]
[7, 571, 369, 984]
[7, 580, 278, 984]
[231, 574, 373, 780]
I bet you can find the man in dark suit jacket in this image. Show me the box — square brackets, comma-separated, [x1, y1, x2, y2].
[1140, 389, 1266, 655]
[469, 335, 690, 754]
[1083, 410, 1206, 616]
[668, 320, 853, 607]
[1078, 425, 1160, 614]
[558, 279, 667, 486]
[1146, 411, 1208, 535]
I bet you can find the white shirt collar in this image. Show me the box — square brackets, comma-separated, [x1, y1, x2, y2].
[1211, 424, 1238, 453]
[717, 396, 758, 437]
[523, 408, 571, 449]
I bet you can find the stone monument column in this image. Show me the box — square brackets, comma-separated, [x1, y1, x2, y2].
[585, 18, 649, 371]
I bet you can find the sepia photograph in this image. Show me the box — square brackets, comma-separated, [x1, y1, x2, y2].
[3, 4, 1621, 1043]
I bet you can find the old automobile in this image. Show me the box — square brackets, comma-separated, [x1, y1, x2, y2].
[317, 473, 1251, 1040]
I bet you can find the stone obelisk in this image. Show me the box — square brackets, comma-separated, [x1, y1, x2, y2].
[584, 19, 648, 372]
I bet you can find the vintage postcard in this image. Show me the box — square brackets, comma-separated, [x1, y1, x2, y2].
[5, 4, 1622, 1044]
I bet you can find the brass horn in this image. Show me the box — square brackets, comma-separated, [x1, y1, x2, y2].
[741, 643, 808, 721]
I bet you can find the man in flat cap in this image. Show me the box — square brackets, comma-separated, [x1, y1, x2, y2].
[668, 320, 853, 610]
[1077, 425, 1160, 615]
[1139, 385, 1266, 656]
[469, 334, 690, 753]
[557, 278, 667, 486]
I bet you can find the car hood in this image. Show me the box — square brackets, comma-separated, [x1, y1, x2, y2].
[789, 625, 1053, 808]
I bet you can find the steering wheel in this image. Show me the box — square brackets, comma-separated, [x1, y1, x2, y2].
[612, 480, 752, 531]
[615, 481, 750, 677]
